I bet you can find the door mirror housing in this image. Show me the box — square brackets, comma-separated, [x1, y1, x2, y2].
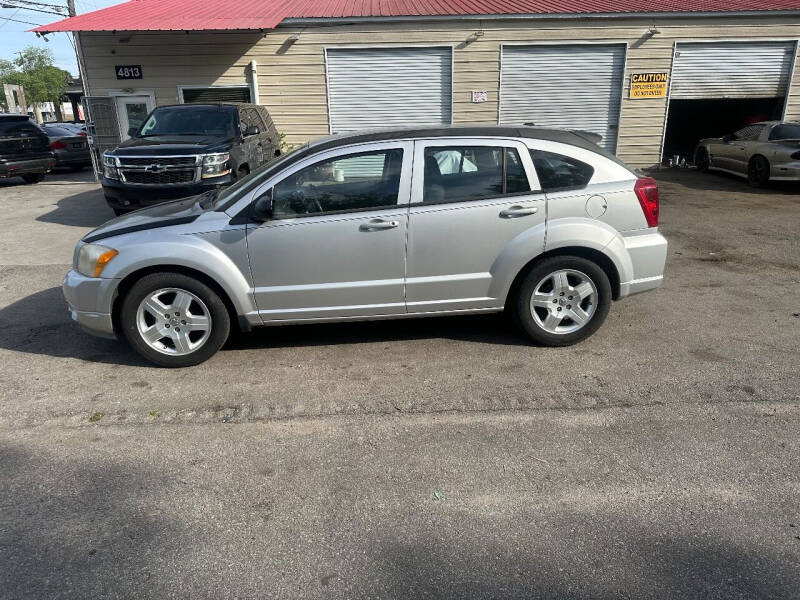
[244, 125, 260, 137]
[251, 190, 273, 222]
[722, 133, 736, 143]
[128, 126, 138, 137]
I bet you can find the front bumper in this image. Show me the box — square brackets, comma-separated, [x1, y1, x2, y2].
[62, 270, 119, 339]
[102, 174, 233, 209]
[618, 231, 668, 297]
[0, 155, 55, 178]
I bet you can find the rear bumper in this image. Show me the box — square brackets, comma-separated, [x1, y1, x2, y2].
[617, 231, 668, 298]
[62, 269, 119, 339]
[102, 174, 232, 209]
[0, 155, 55, 178]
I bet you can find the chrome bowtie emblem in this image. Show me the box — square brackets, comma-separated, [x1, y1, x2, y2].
[144, 163, 167, 173]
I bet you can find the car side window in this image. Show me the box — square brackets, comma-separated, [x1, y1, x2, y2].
[733, 125, 764, 141]
[422, 146, 530, 204]
[272, 148, 404, 218]
[530, 150, 594, 191]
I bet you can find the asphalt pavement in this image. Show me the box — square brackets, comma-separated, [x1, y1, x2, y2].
[0, 167, 798, 598]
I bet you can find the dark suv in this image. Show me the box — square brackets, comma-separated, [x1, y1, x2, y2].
[0, 114, 55, 184]
[101, 103, 280, 214]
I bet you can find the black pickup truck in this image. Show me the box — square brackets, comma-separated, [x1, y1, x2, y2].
[0, 114, 55, 184]
[101, 103, 280, 214]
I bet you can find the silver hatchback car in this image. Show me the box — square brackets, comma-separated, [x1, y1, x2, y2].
[63, 126, 667, 367]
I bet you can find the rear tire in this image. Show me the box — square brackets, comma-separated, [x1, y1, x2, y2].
[694, 147, 710, 172]
[120, 272, 230, 367]
[747, 156, 770, 188]
[22, 173, 45, 184]
[514, 256, 612, 346]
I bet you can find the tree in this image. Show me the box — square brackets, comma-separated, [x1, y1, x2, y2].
[0, 47, 70, 121]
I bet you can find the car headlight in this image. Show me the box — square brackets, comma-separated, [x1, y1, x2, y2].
[103, 152, 120, 180]
[77, 244, 118, 278]
[201, 152, 231, 179]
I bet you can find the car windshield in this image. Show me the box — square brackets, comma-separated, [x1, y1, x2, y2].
[0, 118, 41, 138]
[214, 144, 310, 209]
[137, 106, 236, 138]
[768, 124, 800, 141]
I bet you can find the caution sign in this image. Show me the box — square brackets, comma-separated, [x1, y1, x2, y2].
[630, 72, 668, 99]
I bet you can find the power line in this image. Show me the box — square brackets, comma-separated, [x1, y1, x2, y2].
[0, 2, 68, 16]
[4, 0, 66, 10]
[0, 15, 45, 26]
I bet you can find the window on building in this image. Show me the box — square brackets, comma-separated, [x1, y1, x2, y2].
[530, 150, 594, 191]
[181, 86, 251, 104]
[272, 148, 404, 218]
[422, 146, 531, 204]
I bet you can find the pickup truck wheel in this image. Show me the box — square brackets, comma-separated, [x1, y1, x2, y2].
[21, 173, 45, 184]
[120, 272, 230, 367]
[515, 256, 611, 346]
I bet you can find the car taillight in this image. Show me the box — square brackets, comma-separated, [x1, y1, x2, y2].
[50, 140, 67, 150]
[78, 132, 87, 137]
[634, 177, 659, 228]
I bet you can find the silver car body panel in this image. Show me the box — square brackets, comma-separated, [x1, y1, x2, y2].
[63, 129, 668, 338]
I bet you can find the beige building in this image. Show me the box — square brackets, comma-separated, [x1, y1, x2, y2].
[36, 4, 800, 168]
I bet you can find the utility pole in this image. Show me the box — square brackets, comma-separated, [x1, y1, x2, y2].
[66, 0, 74, 17]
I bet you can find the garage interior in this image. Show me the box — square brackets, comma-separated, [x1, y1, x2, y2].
[661, 40, 797, 164]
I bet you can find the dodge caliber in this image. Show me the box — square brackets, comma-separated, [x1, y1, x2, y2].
[64, 126, 667, 367]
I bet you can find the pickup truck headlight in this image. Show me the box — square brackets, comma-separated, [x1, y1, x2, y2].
[103, 153, 120, 180]
[77, 244, 118, 278]
[201, 152, 231, 179]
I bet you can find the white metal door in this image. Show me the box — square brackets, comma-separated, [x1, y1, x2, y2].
[500, 44, 626, 153]
[114, 94, 154, 140]
[326, 47, 452, 133]
[670, 41, 796, 99]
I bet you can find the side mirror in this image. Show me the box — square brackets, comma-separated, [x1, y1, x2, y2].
[244, 125, 260, 137]
[128, 126, 138, 136]
[250, 190, 273, 222]
[722, 133, 735, 143]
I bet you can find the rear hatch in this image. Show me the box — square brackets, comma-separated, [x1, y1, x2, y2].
[0, 117, 50, 158]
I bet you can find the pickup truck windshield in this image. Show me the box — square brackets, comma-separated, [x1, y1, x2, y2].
[137, 106, 236, 138]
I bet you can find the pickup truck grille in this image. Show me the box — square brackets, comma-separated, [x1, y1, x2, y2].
[122, 170, 196, 185]
[118, 156, 197, 167]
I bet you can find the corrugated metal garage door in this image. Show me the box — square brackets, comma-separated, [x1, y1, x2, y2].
[671, 42, 797, 99]
[500, 44, 626, 152]
[326, 47, 452, 134]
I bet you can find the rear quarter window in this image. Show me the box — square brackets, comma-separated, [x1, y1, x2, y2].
[530, 150, 594, 191]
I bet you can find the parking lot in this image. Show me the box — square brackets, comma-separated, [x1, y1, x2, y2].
[1, 167, 799, 598]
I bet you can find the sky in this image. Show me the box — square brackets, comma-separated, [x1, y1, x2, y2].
[0, 0, 126, 76]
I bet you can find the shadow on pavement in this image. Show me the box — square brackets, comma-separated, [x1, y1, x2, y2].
[0, 286, 147, 367]
[0, 444, 177, 599]
[0, 286, 528, 366]
[651, 167, 800, 196]
[35, 186, 113, 228]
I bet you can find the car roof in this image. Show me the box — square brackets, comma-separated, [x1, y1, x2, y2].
[0, 114, 31, 121]
[153, 103, 245, 111]
[306, 125, 624, 165]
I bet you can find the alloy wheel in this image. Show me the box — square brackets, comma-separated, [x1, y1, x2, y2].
[529, 269, 598, 334]
[135, 287, 212, 356]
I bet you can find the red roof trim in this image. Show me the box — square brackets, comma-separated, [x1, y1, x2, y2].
[32, 0, 800, 33]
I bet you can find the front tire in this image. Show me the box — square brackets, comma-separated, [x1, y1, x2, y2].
[514, 256, 612, 346]
[120, 272, 230, 367]
[747, 156, 770, 188]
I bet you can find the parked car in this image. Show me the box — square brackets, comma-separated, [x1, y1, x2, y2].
[42, 124, 91, 170]
[694, 121, 800, 187]
[0, 114, 55, 184]
[43, 121, 87, 136]
[101, 103, 281, 215]
[64, 125, 667, 367]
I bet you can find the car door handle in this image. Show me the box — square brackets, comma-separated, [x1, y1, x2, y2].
[499, 205, 539, 218]
[359, 219, 399, 231]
